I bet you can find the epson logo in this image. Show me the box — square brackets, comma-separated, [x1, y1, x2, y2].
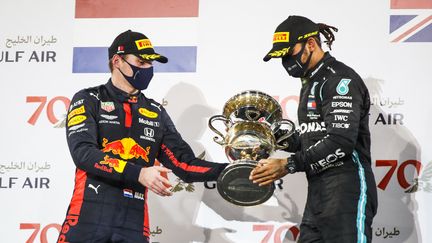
[299, 122, 326, 134]
[331, 102, 352, 108]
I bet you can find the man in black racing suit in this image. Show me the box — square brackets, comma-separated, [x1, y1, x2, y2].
[57, 30, 227, 243]
[250, 16, 378, 242]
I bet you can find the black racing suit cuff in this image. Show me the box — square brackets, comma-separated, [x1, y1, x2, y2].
[292, 153, 306, 172]
[282, 132, 301, 153]
[123, 163, 142, 184]
[209, 162, 229, 181]
[207, 162, 229, 181]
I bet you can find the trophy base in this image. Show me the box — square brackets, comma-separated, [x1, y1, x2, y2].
[217, 160, 275, 206]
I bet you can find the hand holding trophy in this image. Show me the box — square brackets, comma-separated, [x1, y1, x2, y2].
[208, 90, 295, 206]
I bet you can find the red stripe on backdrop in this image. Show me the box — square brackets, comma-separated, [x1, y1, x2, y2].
[391, 0, 432, 9]
[75, 0, 199, 18]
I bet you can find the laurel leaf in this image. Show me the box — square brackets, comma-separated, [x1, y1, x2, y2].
[197, 151, 206, 160]
[185, 183, 195, 192]
[420, 162, 432, 181]
[171, 182, 183, 192]
[404, 182, 418, 193]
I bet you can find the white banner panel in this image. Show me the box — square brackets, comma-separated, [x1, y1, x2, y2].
[0, 0, 431, 242]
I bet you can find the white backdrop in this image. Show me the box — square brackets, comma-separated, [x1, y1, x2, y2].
[0, 0, 431, 242]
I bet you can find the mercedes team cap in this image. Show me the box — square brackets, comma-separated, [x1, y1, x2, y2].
[108, 30, 168, 63]
[263, 16, 319, 62]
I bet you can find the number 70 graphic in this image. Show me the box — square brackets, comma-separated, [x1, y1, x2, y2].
[26, 96, 70, 125]
[376, 160, 422, 191]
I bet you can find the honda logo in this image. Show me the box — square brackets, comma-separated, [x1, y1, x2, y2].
[144, 127, 154, 137]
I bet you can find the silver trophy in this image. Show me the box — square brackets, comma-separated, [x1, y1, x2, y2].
[209, 90, 295, 206]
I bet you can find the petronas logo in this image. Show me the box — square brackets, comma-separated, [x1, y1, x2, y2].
[336, 79, 351, 95]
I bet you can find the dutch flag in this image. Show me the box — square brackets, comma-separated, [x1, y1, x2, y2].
[123, 189, 133, 198]
[72, 0, 199, 73]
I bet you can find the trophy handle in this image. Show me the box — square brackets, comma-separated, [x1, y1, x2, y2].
[208, 115, 230, 145]
[272, 119, 296, 150]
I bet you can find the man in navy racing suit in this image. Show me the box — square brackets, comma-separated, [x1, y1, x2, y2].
[250, 16, 378, 242]
[58, 30, 227, 243]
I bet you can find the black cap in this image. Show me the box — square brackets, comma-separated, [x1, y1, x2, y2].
[108, 30, 168, 63]
[263, 16, 319, 62]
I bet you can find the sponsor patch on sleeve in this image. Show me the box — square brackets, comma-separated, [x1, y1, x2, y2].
[68, 105, 85, 121]
[68, 115, 87, 127]
[99, 155, 126, 173]
[336, 78, 351, 95]
[139, 108, 158, 119]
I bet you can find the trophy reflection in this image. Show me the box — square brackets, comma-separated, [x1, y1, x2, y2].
[209, 90, 295, 206]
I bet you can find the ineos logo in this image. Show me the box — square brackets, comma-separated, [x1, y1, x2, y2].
[144, 127, 154, 137]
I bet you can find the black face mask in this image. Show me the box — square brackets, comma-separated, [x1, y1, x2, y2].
[118, 58, 154, 90]
[282, 43, 313, 78]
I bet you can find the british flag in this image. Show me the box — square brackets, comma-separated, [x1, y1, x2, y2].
[390, 0, 432, 42]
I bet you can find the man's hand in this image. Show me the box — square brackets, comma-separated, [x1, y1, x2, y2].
[249, 158, 288, 186]
[138, 166, 173, 196]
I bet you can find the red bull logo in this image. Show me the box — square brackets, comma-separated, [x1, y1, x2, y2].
[99, 155, 126, 173]
[129, 144, 150, 161]
[102, 137, 150, 162]
[102, 138, 125, 155]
